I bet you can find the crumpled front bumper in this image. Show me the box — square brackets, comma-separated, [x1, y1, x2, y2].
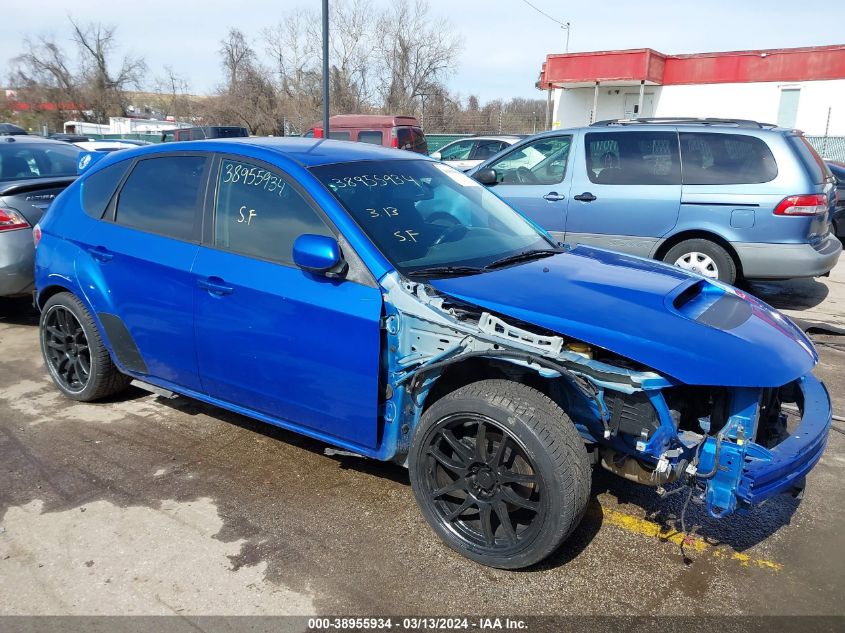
[738, 374, 831, 503]
[697, 373, 832, 516]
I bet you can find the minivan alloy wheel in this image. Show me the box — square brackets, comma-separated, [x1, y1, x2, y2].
[673, 251, 719, 278]
[42, 305, 91, 392]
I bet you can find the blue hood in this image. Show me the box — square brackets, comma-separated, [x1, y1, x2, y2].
[430, 246, 817, 387]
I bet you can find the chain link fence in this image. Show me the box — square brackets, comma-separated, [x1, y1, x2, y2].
[807, 136, 845, 162]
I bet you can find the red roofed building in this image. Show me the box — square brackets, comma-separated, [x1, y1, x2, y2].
[537, 45, 845, 135]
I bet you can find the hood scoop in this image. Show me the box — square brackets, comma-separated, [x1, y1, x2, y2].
[670, 279, 752, 331]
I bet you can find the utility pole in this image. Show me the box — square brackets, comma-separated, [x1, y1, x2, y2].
[563, 22, 570, 53]
[322, 0, 330, 138]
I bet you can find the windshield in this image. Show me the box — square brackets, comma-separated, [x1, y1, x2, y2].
[311, 159, 554, 276]
[0, 142, 81, 181]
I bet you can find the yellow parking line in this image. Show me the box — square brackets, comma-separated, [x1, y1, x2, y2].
[594, 505, 783, 572]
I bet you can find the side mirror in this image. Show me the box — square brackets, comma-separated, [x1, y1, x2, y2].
[292, 234, 346, 276]
[430, 150, 442, 160]
[473, 168, 498, 186]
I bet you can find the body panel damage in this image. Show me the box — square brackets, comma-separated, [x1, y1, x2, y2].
[378, 269, 832, 519]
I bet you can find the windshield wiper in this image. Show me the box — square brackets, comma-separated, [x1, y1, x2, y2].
[483, 249, 563, 271]
[407, 265, 486, 279]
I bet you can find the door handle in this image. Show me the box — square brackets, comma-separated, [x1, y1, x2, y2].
[543, 192, 566, 202]
[197, 277, 234, 296]
[574, 192, 597, 202]
[88, 247, 113, 263]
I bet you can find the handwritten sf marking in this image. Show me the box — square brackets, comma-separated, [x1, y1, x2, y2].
[238, 206, 257, 225]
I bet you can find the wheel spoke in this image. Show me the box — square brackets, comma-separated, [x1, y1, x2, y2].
[501, 484, 539, 512]
[479, 503, 495, 546]
[431, 477, 465, 499]
[440, 429, 474, 464]
[77, 354, 91, 378]
[498, 470, 537, 486]
[444, 496, 475, 522]
[493, 500, 517, 545]
[46, 326, 64, 339]
[491, 435, 511, 467]
[474, 421, 488, 462]
[429, 446, 465, 475]
[46, 340, 65, 351]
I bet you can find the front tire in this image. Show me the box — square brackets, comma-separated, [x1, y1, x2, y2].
[40, 292, 131, 401]
[408, 379, 590, 569]
[663, 238, 737, 284]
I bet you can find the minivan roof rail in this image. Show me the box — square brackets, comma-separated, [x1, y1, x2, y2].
[590, 117, 778, 129]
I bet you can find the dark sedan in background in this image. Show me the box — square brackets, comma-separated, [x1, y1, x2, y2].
[827, 161, 845, 242]
[0, 135, 80, 297]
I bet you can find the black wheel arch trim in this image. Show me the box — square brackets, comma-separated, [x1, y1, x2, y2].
[96, 312, 148, 374]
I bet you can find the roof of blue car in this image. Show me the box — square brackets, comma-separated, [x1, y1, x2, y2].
[122, 137, 426, 167]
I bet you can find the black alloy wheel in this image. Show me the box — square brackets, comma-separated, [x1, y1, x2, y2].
[42, 304, 91, 392]
[421, 413, 545, 554]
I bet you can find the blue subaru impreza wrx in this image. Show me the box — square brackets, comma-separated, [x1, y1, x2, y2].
[33, 138, 832, 569]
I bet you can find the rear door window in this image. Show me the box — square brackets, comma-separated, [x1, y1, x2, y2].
[585, 131, 680, 185]
[213, 158, 333, 265]
[82, 160, 132, 219]
[358, 130, 383, 145]
[440, 140, 475, 160]
[115, 155, 208, 241]
[471, 140, 507, 160]
[329, 130, 351, 141]
[680, 132, 778, 185]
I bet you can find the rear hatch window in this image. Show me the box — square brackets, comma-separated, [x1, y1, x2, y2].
[788, 135, 833, 185]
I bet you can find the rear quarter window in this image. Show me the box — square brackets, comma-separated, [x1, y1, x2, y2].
[680, 133, 778, 185]
[787, 135, 832, 185]
[81, 160, 132, 219]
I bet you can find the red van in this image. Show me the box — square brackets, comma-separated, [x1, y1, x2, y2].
[309, 115, 428, 154]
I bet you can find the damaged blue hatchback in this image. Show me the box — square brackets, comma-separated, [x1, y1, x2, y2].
[34, 138, 832, 569]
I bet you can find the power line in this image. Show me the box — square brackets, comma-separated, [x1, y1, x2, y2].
[518, 0, 570, 52]
[519, 0, 568, 28]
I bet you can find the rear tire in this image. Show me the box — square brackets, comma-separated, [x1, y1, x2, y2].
[40, 292, 131, 401]
[663, 238, 737, 284]
[408, 379, 590, 569]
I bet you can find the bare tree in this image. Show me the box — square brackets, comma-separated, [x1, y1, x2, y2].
[151, 66, 196, 122]
[11, 19, 146, 124]
[376, 0, 462, 114]
[209, 28, 279, 134]
[70, 19, 147, 122]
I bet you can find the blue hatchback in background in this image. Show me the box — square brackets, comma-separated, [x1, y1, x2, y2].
[33, 138, 832, 569]
[469, 118, 842, 284]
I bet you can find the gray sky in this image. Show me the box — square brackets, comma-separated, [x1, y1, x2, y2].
[2, 0, 843, 103]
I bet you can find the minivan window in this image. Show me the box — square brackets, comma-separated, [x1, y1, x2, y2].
[358, 131, 383, 145]
[81, 159, 131, 219]
[214, 158, 332, 265]
[488, 135, 571, 185]
[115, 156, 206, 241]
[680, 133, 778, 185]
[787, 135, 832, 185]
[585, 131, 680, 185]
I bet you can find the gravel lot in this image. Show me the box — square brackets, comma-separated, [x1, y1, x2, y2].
[1, 264, 843, 617]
